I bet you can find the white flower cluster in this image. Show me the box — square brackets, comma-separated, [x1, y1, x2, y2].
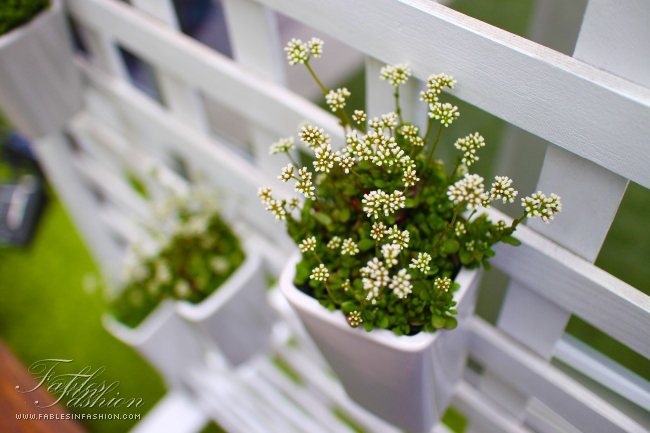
[313, 144, 336, 172]
[294, 167, 315, 199]
[381, 243, 401, 267]
[360, 258, 390, 302]
[327, 236, 341, 249]
[387, 225, 410, 249]
[299, 236, 317, 252]
[454, 133, 485, 166]
[325, 88, 351, 112]
[490, 176, 518, 204]
[389, 269, 413, 298]
[429, 102, 459, 127]
[447, 173, 486, 209]
[420, 73, 456, 104]
[279, 164, 294, 182]
[301, 125, 330, 149]
[258, 187, 287, 220]
[371, 222, 386, 240]
[402, 167, 420, 187]
[285, 37, 323, 65]
[269, 137, 294, 155]
[341, 238, 359, 255]
[522, 192, 562, 223]
[455, 221, 466, 236]
[353, 110, 367, 124]
[362, 190, 406, 219]
[380, 63, 412, 86]
[310, 264, 330, 281]
[347, 311, 363, 327]
[434, 277, 451, 293]
[409, 252, 432, 273]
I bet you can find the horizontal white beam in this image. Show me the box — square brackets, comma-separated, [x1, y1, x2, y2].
[66, 0, 345, 148]
[470, 317, 648, 433]
[484, 207, 650, 360]
[253, 0, 650, 188]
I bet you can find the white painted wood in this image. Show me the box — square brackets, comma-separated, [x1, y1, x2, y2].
[66, 0, 345, 149]
[470, 317, 649, 433]
[524, 398, 583, 433]
[574, 0, 650, 88]
[130, 0, 210, 132]
[251, 0, 650, 189]
[129, 391, 208, 433]
[78, 57, 296, 252]
[555, 334, 650, 412]
[0, 0, 83, 138]
[32, 132, 123, 281]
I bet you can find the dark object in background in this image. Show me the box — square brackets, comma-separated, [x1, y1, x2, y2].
[0, 0, 51, 36]
[0, 133, 47, 246]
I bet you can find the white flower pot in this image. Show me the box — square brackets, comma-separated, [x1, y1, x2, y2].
[280, 253, 480, 433]
[0, 0, 83, 139]
[176, 244, 277, 366]
[103, 300, 204, 389]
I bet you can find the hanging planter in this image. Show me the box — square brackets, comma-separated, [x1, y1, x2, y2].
[0, 0, 83, 139]
[281, 253, 480, 432]
[103, 300, 204, 389]
[176, 244, 277, 366]
[259, 38, 563, 432]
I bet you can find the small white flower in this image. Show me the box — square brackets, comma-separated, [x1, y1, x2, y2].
[429, 102, 459, 127]
[385, 191, 406, 216]
[387, 225, 410, 249]
[342, 279, 352, 291]
[335, 151, 355, 173]
[522, 192, 562, 223]
[399, 124, 419, 138]
[325, 88, 351, 112]
[465, 240, 475, 251]
[381, 112, 398, 130]
[288, 197, 301, 210]
[285, 38, 309, 65]
[489, 175, 518, 204]
[371, 222, 386, 240]
[353, 110, 367, 124]
[380, 63, 412, 86]
[327, 236, 342, 249]
[279, 164, 294, 182]
[455, 221, 467, 236]
[307, 37, 323, 57]
[454, 133, 485, 166]
[362, 190, 387, 219]
[347, 311, 363, 327]
[295, 167, 315, 199]
[300, 125, 330, 149]
[299, 236, 317, 252]
[447, 173, 486, 209]
[360, 258, 390, 301]
[403, 166, 420, 187]
[155, 260, 171, 284]
[270, 137, 294, 154]
[341, 238, 359, 256]
[409, 252, 432, 273]
[389, 268, 412, 299]
[175, 279, 191, 298]
[211, 257, 230, 273]
[258, 187, 273, 204]
[381, 243, 401, 268]
[265, 199, 286, 220]
[310, 264, 330, 281]
[434, 277, 452, 293]
[428, 73, 456, 91]
[368, 117, 383, 131]
[313, 144, 336, 172]
[496, 220, 507, 230]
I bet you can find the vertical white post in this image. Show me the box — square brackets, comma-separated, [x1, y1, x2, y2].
[483, 0, 649, 424]
[221, 0, 287, 177]
[33, 132, 124, 283]
[130, 0, 210, 133]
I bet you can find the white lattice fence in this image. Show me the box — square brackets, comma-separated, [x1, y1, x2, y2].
[30, 0, 650, 431]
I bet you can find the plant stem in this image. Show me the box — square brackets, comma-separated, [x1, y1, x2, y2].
[449, 156, 462, 178]
[394, 86, 403, 124]
[287, 152, 300, 169]
[305, 60, 352, 131]
[425, 124, 444, 169]
[433, 206, 460, 251]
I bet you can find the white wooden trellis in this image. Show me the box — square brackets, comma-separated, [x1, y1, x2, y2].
[28, 0, 650, 431]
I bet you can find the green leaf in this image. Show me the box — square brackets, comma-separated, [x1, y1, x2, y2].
[376, 313, 389, 329]
[432, 315, 446, 329]
[295, 261, 311, 285]
[337, 207, 351, 222]
[440, 239, 460, 256]
[341, 301, 358, 314]
[482, 259, 492, 270]
[358, 239, 375, 251]
[501, 236, 521, 246]
[363, 321, 374, 332]
[314, 212, 332, 227]
[459, 250, 473, 265]
[444, 316, 458, 330]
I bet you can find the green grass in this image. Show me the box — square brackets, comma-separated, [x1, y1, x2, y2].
[0, 196, 166, 433]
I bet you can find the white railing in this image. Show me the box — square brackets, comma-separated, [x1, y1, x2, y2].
[32, 0, 650, 431]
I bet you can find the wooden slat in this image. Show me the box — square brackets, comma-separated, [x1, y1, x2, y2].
[484, 207, 650, 360]
[470, 317, 649, 433]
[66, 0, 344, 149]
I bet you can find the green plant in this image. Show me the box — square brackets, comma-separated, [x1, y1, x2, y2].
[109, 190, 245, 328]
[0, 0, 50, 36]
[260, 38, 561, 335]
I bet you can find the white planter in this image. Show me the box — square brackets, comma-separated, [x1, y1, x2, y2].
[103, 300, 204, 389]
[0, 0, 83, 139]
[280, 253, 480, 433]
[176, 244, 277, 366]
